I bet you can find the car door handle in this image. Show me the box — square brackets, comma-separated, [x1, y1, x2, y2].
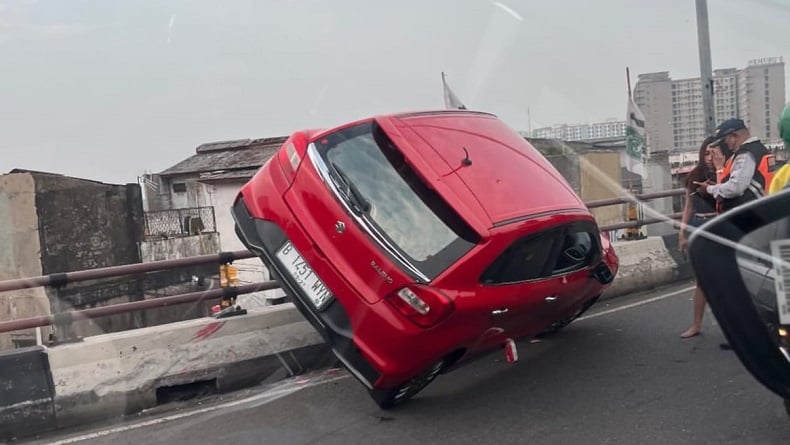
[544, 295, 559, 303]
[491, 308, 509, 316]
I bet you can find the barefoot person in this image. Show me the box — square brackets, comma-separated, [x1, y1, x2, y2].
[679, 137, 719, 338]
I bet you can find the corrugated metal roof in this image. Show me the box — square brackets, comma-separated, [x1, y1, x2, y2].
[197, 169, 260, 182]
[159, 136, 288, 177]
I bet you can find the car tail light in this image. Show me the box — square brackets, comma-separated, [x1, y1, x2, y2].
[385, 285, 454, 328]
[277, 134, 309, 183]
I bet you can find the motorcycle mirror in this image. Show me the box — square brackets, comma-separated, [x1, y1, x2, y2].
[688, 189, 790, 415]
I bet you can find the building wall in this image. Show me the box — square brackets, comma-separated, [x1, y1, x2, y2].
[138, 233, 222, 325]
[579, 152, 624, 229]
[0, 173, 52, 350]
[210, 181, 284, 308]
[31, 174, 147, 341]
[139, 233, 221, 262]
[634, 72, 674, 153]
[642, 151, 675, 236]
[637, 60, 785, 153]
[671, 78, 706, 152]
[739, 61, 786, 142]
[714, 69, 739, 123]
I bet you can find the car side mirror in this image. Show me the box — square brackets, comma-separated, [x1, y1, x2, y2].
[688, 189, 790, 415]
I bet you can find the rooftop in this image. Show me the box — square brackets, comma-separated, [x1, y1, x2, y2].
[158, 136, 288, 179]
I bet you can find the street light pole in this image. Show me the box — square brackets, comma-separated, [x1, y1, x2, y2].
[696, 0, 716, 136]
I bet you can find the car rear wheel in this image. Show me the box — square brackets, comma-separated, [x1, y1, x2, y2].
[369, 359, 445, 410]
[537, 295, 600, 337]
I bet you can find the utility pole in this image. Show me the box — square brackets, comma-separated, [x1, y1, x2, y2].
[696, 0, 716, 136]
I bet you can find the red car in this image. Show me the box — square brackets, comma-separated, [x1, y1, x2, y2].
[232, 110, 619, 408]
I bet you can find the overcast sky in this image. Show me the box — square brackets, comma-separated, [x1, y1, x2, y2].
[1, 0, 788, 184]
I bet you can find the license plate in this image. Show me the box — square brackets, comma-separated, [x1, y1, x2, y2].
[276, 241, 333, 310]
[771, 239, 790, 325]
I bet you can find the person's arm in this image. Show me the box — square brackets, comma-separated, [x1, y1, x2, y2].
[678, 189, 693, 252]
[707, 152, 756, 199]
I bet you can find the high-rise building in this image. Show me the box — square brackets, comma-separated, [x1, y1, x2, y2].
[531, 120, 627, 142]
[738, 58, 787, 142]
[634, 58, 786, 153]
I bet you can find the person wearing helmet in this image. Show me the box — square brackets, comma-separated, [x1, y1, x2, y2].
[694, 118, 777, 212]
[768, 103, 790, 194]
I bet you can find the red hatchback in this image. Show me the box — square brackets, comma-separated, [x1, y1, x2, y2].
[232, 110, 619, 408]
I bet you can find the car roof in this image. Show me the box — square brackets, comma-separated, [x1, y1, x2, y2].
[378, 111, 587, 228]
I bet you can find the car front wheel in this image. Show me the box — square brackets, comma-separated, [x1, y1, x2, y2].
[369, 359, 445, 409]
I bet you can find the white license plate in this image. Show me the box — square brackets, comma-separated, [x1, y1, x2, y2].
[771, 239, 790, 325]
[276, 241, 333, 310]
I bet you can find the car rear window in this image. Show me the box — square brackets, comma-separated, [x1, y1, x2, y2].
[316, 122, 479, 279]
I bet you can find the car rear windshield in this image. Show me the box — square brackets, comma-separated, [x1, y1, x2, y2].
[316, 121, 479, 280]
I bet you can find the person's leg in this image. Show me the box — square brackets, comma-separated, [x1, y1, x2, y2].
[681, 285, 706, 338]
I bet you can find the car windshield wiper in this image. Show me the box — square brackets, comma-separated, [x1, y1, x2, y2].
[330, 162, 371, 214]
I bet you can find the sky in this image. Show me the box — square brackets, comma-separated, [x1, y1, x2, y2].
[0, 0, 788, 184]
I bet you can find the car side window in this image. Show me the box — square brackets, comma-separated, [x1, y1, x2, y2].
[481, 223, 602, 286]
[480, 232, 560, 285]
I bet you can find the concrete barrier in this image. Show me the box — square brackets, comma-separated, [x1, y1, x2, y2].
[1, 237, 699, 440]
[0, 346, 56, 441]
[45, 304, 329, 430]
[602, 236, 681, 299]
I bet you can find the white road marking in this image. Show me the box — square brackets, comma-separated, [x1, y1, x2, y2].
[42, 372, 349, 445]
[578, 285, 696, 321]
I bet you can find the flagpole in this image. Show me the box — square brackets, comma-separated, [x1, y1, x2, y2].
[626, 67, 633, 193]
[625, 67, 636, 238]
[626, 67, 632, 98]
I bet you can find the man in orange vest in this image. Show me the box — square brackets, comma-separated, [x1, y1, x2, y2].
[694, 118, 776, 213]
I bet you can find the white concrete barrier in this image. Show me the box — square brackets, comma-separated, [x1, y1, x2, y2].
[46, 304, 326, 427]
[603, 237, 679, 299]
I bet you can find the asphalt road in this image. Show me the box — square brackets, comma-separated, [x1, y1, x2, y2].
[22, 282, 790, 445]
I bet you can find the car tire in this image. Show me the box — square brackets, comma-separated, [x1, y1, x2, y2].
[369, 359, 445, 410]
[537, 295, 600, 337]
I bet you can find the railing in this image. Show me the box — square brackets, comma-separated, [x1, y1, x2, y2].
[144, 206, 217, 239]
[0, 189, 688, 336]
[589, 188, 686, 231]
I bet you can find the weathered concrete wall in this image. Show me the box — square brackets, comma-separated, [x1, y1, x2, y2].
[138, 233, 223, 326]
[579, 151, 624, 228]
[544, 154, 581, 195]
[643, 151, 675, 236]
[546, 149, 626, 230]
[0, 173, 53, 350]
[29, 173, 146, 342]
[139, 233, 220, 262]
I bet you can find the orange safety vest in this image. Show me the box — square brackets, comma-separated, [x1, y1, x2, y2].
[716, 140, 777, 213]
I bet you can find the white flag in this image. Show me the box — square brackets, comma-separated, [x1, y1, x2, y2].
[625, 96, 647, 179]
[442, 72, 467, 110]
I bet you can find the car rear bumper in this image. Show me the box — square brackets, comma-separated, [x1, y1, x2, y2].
[232, 196, 381, 389]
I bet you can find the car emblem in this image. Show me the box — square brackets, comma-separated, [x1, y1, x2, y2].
[335, 221, 346, 233]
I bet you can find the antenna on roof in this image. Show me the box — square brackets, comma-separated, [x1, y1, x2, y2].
[461, 147, 472, 166]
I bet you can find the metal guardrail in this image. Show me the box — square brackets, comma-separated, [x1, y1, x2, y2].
[585, 188, 685, 209]
[0, 188, 688, 335]
[590, 188, 685, 232]
[0, 282, 277, 334]
[0, 250, 254, 293]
